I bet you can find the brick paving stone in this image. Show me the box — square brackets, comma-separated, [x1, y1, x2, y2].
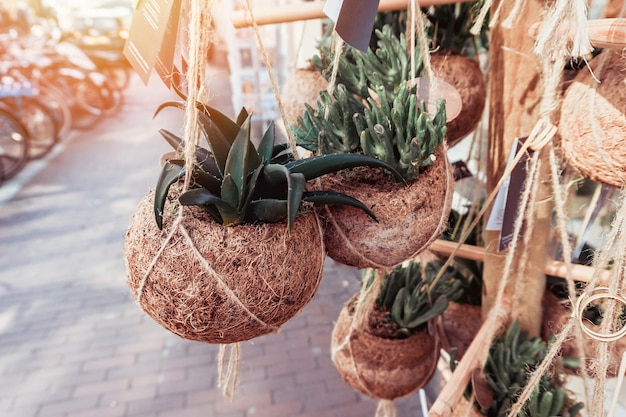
[72, 378, 130, 398]
[126, 393, 185, 415]
[214, 392, 272, 415]
[157, 403, 216, 417]
[99, 385, 156, 409]
[130, 369, 186, 388]
[248, 399, 303, 417]
[66, 403, 127, 417]
[36, 394, 99, 417]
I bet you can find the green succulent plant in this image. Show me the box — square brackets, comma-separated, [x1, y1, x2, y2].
[292, 80, 446, 182]
[371, 259, 464, 337]
[153, 101, 403, 231]
[292, 25, 447, 183]
[476, 321, 583, 417]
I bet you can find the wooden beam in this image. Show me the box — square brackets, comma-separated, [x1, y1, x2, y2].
[231, 0, 473, 28]
[428, 239, 610, 285]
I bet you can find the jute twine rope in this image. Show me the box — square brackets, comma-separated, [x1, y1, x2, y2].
[243, 0, 299, 158]
[330, 270, 387, 399]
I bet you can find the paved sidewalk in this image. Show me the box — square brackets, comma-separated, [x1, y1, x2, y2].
[0, 67, 436, 417]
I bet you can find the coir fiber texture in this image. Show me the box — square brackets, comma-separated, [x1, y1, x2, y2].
[318, 146, 454, 270]
[124, 190, 324, 344]
[331, 295, 439, 400]
[560, 50, 626, 188]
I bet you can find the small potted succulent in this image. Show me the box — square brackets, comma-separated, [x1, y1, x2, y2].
[124, 97, 401, 345]
[455, 321, 583, 417]
[331, 259, 463, 401]
[292, 32, 454, 269]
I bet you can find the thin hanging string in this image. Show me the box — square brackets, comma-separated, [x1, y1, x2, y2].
[534, 0, 592, 60]
[137, 0, 212, 302]
[244, 0, 299, 159]
[501, 0, 527, 29]
[182, 0, 211, 190]
[375, 399, 397, 417]
[327, 33, 343, 95]
[217, 343, 241, 401]
[547, 143, 593, 399]
[426, 123, 556, 292]
[411, 0, 433, 80]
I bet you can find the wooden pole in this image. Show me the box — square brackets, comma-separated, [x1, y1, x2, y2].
[482, 0, 547, 337]
[231, 0, 473, 28]
[428, 240, 610, 285]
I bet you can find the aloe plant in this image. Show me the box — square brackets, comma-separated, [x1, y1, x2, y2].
[477, 321, 583, 417]
[371, 259, 464, 337]
[153, 101, 403, 231]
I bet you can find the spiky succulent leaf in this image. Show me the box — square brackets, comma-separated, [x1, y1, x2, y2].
[285, 153, 404, 182]
[178, 188, 236, 223]
[302, 190, 377, 221]
[154, 161, 185, 229]
[247, 199, 288, 223]
[257, 121, 276, 163]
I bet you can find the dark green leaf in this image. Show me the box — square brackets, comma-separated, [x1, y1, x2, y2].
[224, 116, 262, 211]
[179, 188, 238, 224]
[302, 190, 377, 221]
[286, 172, 305, 232]
[221, 174, 239, 210]
[247, 199, 288, 223]
[197, 111, 233, 175]
[158, 128, 183, 150]
[154, 161, 185, 229]
[236, 107, 249, 126]
[286, 153, 405, 182]
[191, 167, 221, 195]
[257, 121, 276, 164]
[197, 102, 241, 141]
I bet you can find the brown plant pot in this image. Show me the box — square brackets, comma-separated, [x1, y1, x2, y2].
[281, 68, 328, 128]
[318, 146, 454, 270]
[331, 294, 440, 400]
[430, 54, 486, 147]
[440, 302, 483, 360]
[124, 189, 325, 344]
[560, 50, 626, 188]
[542, 290, 626, 377]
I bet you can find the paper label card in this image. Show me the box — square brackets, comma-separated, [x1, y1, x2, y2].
[485, 137, 534, 251]
[499, 137, 532, 251]
[154, 0, 182, 88]
[324, 0, 380, 52]
[123, 0, 178, 85]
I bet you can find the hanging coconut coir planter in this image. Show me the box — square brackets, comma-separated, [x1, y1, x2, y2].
[331, 293, 440, 400]
[125, 189, 325, 344]
[124, 98, 400, 344]
[430, 54, 486, 147]
[560, 50, 626, 188]
[319, 146, 455, 270]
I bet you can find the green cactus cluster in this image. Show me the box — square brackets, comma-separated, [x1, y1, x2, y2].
[153, 98, 403, 231]
[372, 260, 464, 336]
[479, 321, 583, 417]
[291, 24, 447, 183]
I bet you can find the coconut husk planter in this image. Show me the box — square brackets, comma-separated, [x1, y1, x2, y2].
[440, 301, 482, 360]
[331, 294, 440, 400]
[430, 54, 486, 147]
[542, 290, 626, 377]
[282, 68, 328, 127]
[124, 189, 325, 344]
[318, 146, 454, 270]
[559, 51, 626, 188]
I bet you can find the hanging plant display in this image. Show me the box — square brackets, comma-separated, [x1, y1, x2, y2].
[438, 209, 484, 359]
[331, 260, 462, 401]
[458, 321, 584, 417]
[124, 97, 401, 344]
[292, 29, 454, 269]
[542, 288, 626, 377]
[559, 50, 626, 188]
[423, 2, 488, 146]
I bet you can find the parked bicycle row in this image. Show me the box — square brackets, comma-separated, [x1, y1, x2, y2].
[0, 10, 132, 183]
